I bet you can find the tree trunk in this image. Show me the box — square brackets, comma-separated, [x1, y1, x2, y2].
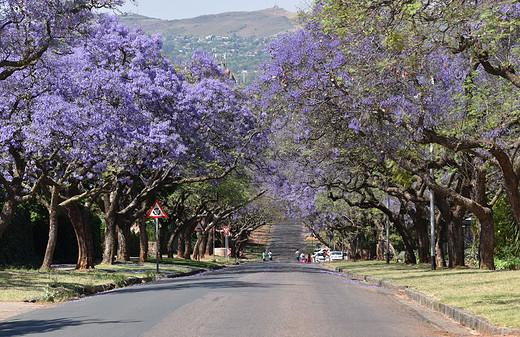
[474, 168, 494, 270]
[199, 231, 209, 259]
[0, 146, 27, 238]
[447, 207, 465, 267]
[102, 214, 117, 264]
[177, 229, 186, 258]
[117, 220, 131, 262]
[192, 235, 201, 260]
[413, 205, 431, 263]
[436, 196, 466, 267]
[65, 201, 95, 270]
[390, 214, 417, 264]
[101, 188, 122, 265]
[41, 185, 61, 270]
[205, 227, 214, 256]
[478, 213, 495, 270]
[139, 216, 148, 263]
[0, 197, 20, 238]
[183, 225, 192, 260]
[374, 219, 386, 260]
[167, 231, 176, 258]
[435, 220, 447, 267]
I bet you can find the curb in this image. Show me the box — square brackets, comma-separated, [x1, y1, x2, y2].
[72, 268, 209, 297]
[335, 267, 520, 336]
[24, 267, 213, 303]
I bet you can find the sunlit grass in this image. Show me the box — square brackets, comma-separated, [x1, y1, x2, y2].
[333, 261, 520, 327]
[0, 258, 222, 302]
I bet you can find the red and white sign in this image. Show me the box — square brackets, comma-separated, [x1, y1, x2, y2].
[194, 221, 205, 232]
[227, 248, 232, 256]
[147, 200, 168, 219]
[325, 249, 330, 257]
[222, 227, 231, 236]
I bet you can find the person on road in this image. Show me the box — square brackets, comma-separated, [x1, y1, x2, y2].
[262, 251, 266, 262]
[300, 252, 305, 262]
[268, 251, 272, 261]
[307, 253, 311, 263]
[295, 250, 300, 262]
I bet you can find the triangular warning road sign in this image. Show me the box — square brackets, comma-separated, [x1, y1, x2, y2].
[194, 221, 205, 232]
[147, 200, 168, 218]
[222, 227, 231, 236]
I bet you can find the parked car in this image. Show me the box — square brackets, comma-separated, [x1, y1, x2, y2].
[313, 248, 331, 262]
[330, 251, 344, 261]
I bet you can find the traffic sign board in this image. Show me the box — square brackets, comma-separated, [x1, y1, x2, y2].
[147, 200, 167, 218]
[227, 248, 231, 256]
[194, 221, 205, 232]
[222, 227, 231, 236]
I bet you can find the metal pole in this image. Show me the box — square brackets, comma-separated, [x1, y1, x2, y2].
[385, 193, 390, 264]
[197, 232, 200, 261]
[155, 218, 159, 273]
[225, 234, 229, 262]
[430, 144, 436, 270]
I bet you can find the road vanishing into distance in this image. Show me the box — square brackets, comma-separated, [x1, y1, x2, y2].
[0, 221, 478, 337]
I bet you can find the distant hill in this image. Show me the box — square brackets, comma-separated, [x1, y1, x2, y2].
[119, 7, 299, 85]
[119, 6, 297, 39]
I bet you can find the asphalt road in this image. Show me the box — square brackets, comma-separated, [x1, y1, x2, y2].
[0, 221, 479, 337]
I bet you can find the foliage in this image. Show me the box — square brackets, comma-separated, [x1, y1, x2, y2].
[494, 256, 520, 270]
[252, 0, 520, 269]
[494, 196, 520, 258]
[0, 0, 266, 268]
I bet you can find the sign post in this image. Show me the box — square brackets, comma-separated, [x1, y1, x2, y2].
[222, 227, 231, 261]
[147, 200, 168, 273]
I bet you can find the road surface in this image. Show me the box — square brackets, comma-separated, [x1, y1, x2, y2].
[0, 221, 478, 337]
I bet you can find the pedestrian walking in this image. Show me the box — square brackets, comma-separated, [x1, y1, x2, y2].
[295, 249, 300, 262]
[307, 253, 311, 263]
[262, 251, 266, 262]
[268, 251, 272, 261]
[300, 252, 305, 262]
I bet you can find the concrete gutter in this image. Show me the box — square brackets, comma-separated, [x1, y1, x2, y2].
[335, 267, 520, 336]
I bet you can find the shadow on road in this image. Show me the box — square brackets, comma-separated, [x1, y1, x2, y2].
[89, 262, 330, 299]
[0, 317, 133, 337]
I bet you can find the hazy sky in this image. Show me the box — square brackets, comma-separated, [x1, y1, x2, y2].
[113, 0, 309, 20]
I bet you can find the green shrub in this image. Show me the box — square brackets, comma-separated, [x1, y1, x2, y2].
[495, 257, 520, 270]
[40, 284, 79, 302]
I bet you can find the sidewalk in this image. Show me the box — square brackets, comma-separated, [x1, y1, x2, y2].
[0, 302, 56, 322]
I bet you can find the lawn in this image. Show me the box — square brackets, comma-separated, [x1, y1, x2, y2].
[0, 258, 221, 302]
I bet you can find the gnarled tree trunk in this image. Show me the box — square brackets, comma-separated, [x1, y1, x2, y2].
[65, 200, 95, 270]
[139, 216, 148, 263]
[41, 185, 61, 270]
[117, 220, 131, 262]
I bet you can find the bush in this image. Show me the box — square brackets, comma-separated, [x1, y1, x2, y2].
[494, 257, 520, 270]
[0, 202, 40, 267]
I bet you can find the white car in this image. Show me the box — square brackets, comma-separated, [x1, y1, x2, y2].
[313, 248, 331, 262]
[330, 251, 346, 261]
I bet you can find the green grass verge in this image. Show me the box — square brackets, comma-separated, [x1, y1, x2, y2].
[333, 260, 520, 328]
[0, 258, 222, 302]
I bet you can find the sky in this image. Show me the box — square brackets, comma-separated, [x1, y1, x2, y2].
[112, 0, 309, 20]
